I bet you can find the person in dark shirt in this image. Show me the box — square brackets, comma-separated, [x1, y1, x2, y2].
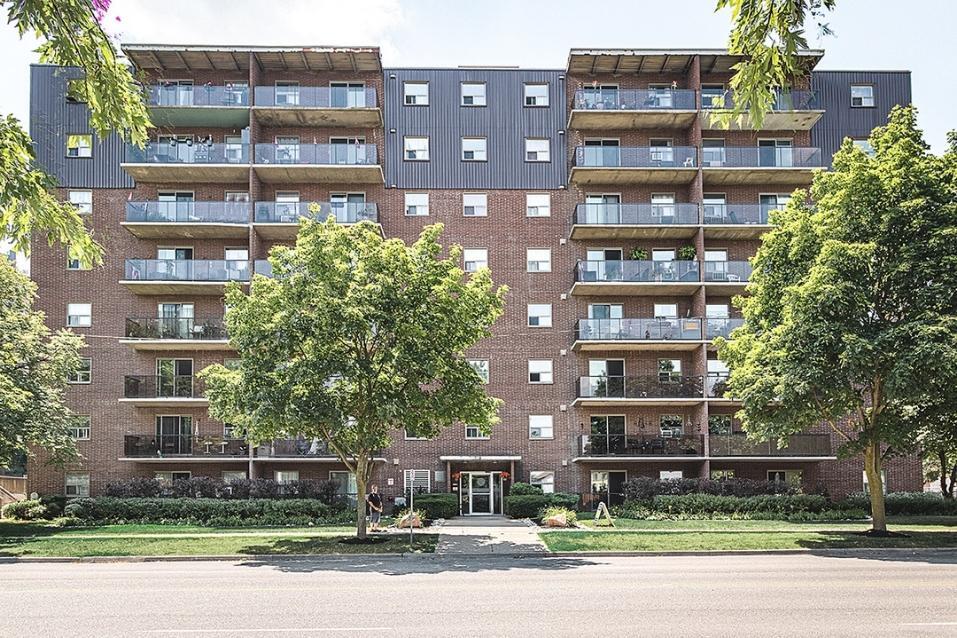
[366, 485, 383, 532]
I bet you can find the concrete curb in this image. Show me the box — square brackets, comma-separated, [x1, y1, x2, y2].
[549, 547, 957, 558]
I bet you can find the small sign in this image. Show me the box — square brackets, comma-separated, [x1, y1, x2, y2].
[386, 478, 394, 486]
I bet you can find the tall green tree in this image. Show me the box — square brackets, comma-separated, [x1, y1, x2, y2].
[717, 107, 957, 534]
[1, 0, 151, 267]
[0, 259, 86, 467]
[201, 219, 507, 538]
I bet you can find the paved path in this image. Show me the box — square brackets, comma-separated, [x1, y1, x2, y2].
[434, 515, 547, 554]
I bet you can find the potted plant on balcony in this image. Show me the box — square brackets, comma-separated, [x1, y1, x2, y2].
[630, 247, 649, 261]
[677, 245, 697, 261]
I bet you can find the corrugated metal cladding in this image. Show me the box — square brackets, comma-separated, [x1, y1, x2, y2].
[383, 68, 567, 189]
[811, 70, 912, 166]
[29, 65, 133, 189]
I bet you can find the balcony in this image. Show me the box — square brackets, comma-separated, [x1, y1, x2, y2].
[571, 260, 701, 296]
[701, 90, 823, 131]
[121, 375, 206, 407]
[256, 438, 384, 463]
[570, 203, 699, 240]
[574, 318, 704, 352]
[705, 318, 745, 341]
[706, 374, 734, 400]
[253, 86, 382, 127]
[703, 261, 752, 294]
[253, 201, 379, 239]
[574, 375, 705, 406]
[702, 204, 773, 239]
[254, 260, 273, 277]
[122, 201, 250, 239]
[568, 89, 697, 130]
[120, 317, 230, 351]
[121, 259, 250, 295]
[570, 146, 697, 185]
[145, 84, 250, 127]
[701, 147, 823, 186]
[253, 143, 382, 184]
[121, 143, 250, 183]
[121, 435, 249, 461]
[708, 433, 833, 458]
[577, 434, 705, 459]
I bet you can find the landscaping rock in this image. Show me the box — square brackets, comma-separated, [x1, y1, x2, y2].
[543, 512, 569, 528]
[397, 512, 422, 528]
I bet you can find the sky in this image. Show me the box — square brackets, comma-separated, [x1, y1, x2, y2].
[0, 0, 953, 151]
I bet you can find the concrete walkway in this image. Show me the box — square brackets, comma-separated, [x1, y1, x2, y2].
[434, 516, 547, 554]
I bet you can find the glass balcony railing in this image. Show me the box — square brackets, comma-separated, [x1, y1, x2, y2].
[124, 434, 248, 458]
[254, 201, 378, 224]
[254, 86, 377, 108]
[703, 261, 752, 283]
[702, 204, 776, 226]
[706, 373, 731, 399]
[700, 146, 823, 168]
[126, 201, 249, 224]
[574, 203, 699, 226]
[123, 375, 203, 399]
[705, 318, 746, 340]
[575, 260, 701, 283]
[708, 433, 831, 456]
[580, 434, 704, 456]
[254, 143, 378, 166]
[576, 318, 704, 342]
[147, 84, 250, 107]
[124, 259, 251, 282]
[701, 89, 818, 111]
[254, 260, 273, 277]
[577, 375, 704, 400]
[124, 317, 227, 341]
[125, 142, 249, 164]
[575, 146, 697, 168]
[573, 89, 697, 111]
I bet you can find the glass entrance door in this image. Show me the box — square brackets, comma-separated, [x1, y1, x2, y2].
[460, 472, 499, 515]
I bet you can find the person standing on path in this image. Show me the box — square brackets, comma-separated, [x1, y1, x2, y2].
[366, 485, 383, 532]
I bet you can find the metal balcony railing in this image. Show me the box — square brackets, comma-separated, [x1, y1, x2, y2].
[125, 142, 249, 164]
[126, 201, 249, 224]
[573, 88, 697, 111]
[254, 86, 377, 108]
[254, 201, 378, 224]
[702, 204, 775, 226]
[574, 146, 698, 168]
[575, 260, 701, 283]
[123, 375, 204, 399]
[577, 375, 704, 399]
[576, 318, 704, 342]
[701, 89, 818, 111]
[705, 318, 746, 340]
[124, 317, 226, 341]
[124, 259, 251, 282]
[147, 84, 250, 107]
[708, 433, 831, 456]
[254, 143, 378, 165]
[123, 434, 248, 457]
[700, 146, 823, 168]
[573, 203, 699, 226]
[703, 261, 752, 283]
[580, 433, 705, 456]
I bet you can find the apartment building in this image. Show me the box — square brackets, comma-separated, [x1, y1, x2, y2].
[26, 44, 920, 512]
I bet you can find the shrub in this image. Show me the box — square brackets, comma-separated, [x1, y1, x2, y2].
[509, 482, 543, 496]
[547, 492, 580, 510]
[104, 477, 163, 498]
[505, 494, 550, 518]
[101, 477, 345, 507]
[839, 492, 957, 516]
[621, 477, 797, 502]
[1, 499, 58, 521]
[410, 493, 458, 520]
[613, 493, 831, 520]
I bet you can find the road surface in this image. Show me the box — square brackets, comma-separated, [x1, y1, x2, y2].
[1, 552, 956, 637]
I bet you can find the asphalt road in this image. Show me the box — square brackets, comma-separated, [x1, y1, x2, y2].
[2, 552, 957, 637]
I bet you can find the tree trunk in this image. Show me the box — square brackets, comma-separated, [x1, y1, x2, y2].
[355, 454, 368, 539]
[864, 440, 887, 533]
[947, 461, 957, 499]
[940, 451, 950, 498]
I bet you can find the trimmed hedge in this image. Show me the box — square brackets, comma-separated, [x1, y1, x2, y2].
[63, 497, 351, 527]
[508, 482, 544, 496]
[621, 477, 801, 502]
[505, 492, 580, 519]
[615, 494, 830, 520]
[104, 477, 342, 504]
[409, 493, 458, 520]
[839, 492, 957, 516]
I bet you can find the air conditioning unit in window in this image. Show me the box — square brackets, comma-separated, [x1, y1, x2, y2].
[530, 428, 543, 438]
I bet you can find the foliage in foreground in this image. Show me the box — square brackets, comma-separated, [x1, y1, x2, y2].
[839, 492, 957, 517]
[505, 493, 580, 519]
[104, 477, 342, 503]
[406, 493, 458, 520]
[621, 477, 801, 502]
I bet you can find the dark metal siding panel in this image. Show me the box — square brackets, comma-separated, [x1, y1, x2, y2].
[383, 68, 566, 189]
[811, 70, 912, 166]
[29, 65, 133, 189]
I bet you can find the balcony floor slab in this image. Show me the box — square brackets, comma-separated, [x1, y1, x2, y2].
[121, 222, 250, 239]
[568, 110, 698, 130]
[570, 224, 699, 240]
[119, 338, 233, 351]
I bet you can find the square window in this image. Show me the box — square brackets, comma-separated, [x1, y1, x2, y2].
[468, 359, 489, 384]
[404, 82, 429, 106]
[405, 193, 429, 216]
[461, 82, 487, 106]
[463, 193, 488, 217]
[70, 416, 91, 441]
[659, 414, 684, 437]
[526, 193, 551, 217]
[67, 357, 92, 384]
[524, 83, 549, 107]
[330, 471, 358, 499]
[404, 136, 430, 161]
[67, 256, 91, 271]
[65, 472, 90, 497]
[404, 469, 431, 494]
[67, 303, 91, 328]
[528, 359, 553, 384]
[527, 303, 552, 328]
[658, 358, 682, 382]
[529, 415, 553, 439]
[851, 84, 874, 108]
[529, 471, 555, 493]
[525, 138, 550, 162]
[66, 78, 86, 103]
[66, 134, 92, 158]
[526, 248, 551, 272]
[463, 248, 488, 273]
[275, 470, 299, 484]
[465, 424, 489, 440]
[461, 137, 487, 161]
[68, 190, 92, 215]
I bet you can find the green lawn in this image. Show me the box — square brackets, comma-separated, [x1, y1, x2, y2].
[575, 516, 957, 532]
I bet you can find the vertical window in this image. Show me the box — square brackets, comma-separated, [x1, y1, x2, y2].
[526, 193, 551, 217]
[461, 137, 487, 161]
[70, 416, 91, 440]
[66, 134, 92, 158]
[526, 248, 551, 272]
[463, 193, 488, 217]
[404, 193, 429, 216]
[463, 248, 488, 272]
[529, 471, 555, 493]
[525, 138, 550, 162]
[528, 360, 553, 384]
[529, 415, 554, 439]
[524, 83, 549, 107]
[330, 471, 358, 502]
[68, 190, 92, 215]
[67, 303, 91, 328]
[527, 304, 552, 328]
[403, 82, 429, 106]
[467, 359, 489, 384]
[403, 469, 431, 494]
[67, 357, 92, 384]
[65, 473, 90, 497]
[862, 470, 887, 493]
[461, 82, 487, 106]
[404, 136, 430, 161]
[465, 424, 489, 440]
[851, 84, 875, 107]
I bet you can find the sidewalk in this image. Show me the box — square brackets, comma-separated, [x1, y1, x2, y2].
[434, 516, 547, 554]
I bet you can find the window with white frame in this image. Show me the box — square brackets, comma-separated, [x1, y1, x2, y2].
[404, 428, 428, 441]
[526, 193, 551, 217]
[461, 82, 486, 106]
[404, 136, 430, 161]
[67, 255, 90, 271]
[527, 303, 552, 328]
[155, 471, 191, 485]
[403, 82, 429, 105]
[463, 193, 488, 216]
[275, 470, 299, 483]
[529, 471, 555, 493]
[330, 471, 358, 500]
[862, 469, 887, 494]
[68, 190, 92, 215]
[529, 415, 553, 439]
[769, 469, 803, 485]
[659, 470, 684, 480]
[67, 357, 91, 384]
[222, 470, 247, 482]
[653, 303, 678, 319]
[659, 414, 684, 438]
[465, 424, 489, 440]
[461, 137, 487, 161]
[65, 472, 90, 497]
[525, 138, 550, 162]
[404, 469, 431, 495]
[67, 303, 91, 328]
[851, 84, 874, 108]
[70, 416, 91, 440]
[463, 248, 488, 272]
[66, 134, 92, 158]
[528, 359, 553, 384]
[405, 193, 429, 216]
[223, 422, 243, 439]
[524, 83, 549, 107]
[526, 248, 551, 272]
[468, 359, 489, 384]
